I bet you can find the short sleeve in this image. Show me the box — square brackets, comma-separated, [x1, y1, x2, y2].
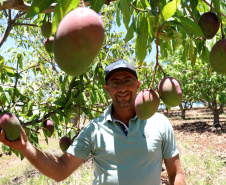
[66, 123, 94, 161]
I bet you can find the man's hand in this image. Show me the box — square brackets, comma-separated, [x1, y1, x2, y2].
[0, 126, 28, 152]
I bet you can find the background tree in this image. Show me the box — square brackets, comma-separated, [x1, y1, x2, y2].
[161, 44, 226, 123]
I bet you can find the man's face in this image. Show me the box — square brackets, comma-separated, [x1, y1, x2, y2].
[104, 71, 141, 108]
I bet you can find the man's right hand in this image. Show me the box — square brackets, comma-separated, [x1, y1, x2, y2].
[0, 126, 28, 153]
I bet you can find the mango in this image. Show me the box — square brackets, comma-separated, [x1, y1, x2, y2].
[53, 7, 105, 77]
[209, 39, 226, 74]
[44, 36, 54, 54]
[43, 119, 54, 137]
[0, 113, 21, 141]
[59, 136, 72, 153]
[158, 77, 182, 107]
[135, 89, 160, 120]
[41, 22, 52, 39]
[198, 12, 220, 39]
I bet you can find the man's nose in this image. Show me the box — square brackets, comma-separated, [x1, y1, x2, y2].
[117, 81, 127, 90]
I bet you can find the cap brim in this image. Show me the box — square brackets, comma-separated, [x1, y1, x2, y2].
[105, 68, 137, 83]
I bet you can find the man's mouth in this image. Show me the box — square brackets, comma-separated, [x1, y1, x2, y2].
[117, 93, 130, 98]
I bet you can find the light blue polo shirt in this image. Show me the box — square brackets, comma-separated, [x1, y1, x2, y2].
[67, 105, 179, 185]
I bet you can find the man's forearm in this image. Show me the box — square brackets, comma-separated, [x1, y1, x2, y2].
[21, 142, 66, 182]
[169, 172, 186, 185]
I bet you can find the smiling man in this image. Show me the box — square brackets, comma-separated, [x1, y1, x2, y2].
[0, 60, 185, 185]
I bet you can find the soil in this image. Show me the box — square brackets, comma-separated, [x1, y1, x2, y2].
[0, 107, 225, 184]
[160, 107, 226, 184]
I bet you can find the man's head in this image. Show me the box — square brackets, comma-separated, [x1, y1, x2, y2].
[104, 61, 140, 108]
[105, 61, 138, 84]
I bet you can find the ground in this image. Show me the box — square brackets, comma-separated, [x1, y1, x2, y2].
[160, 107, 226, 184]
[0, 107, 225, 184]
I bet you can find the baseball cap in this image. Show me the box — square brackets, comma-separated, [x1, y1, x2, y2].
[105, 60, 138, 83]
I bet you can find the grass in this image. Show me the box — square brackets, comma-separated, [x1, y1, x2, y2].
[179, 140, 226, 185]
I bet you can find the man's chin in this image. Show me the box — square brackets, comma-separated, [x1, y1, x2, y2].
[116, 100, 132, 107]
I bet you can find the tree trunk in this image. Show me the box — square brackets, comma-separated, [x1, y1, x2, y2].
[181, 109, 186, 119]
[213, 113, 221, 127]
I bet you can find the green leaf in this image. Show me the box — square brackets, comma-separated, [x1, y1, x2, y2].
[5, 92, 10, 103]
[90, 0, 105, 13]
[178, 16, 204, 37]
[3, 65, 16, 71]
[174, 31, 183, 49]
[125, 24, 134, 43]
[133, 13, 140, 34]
[26, 0, 55, 18]
[212, 0, 221, 12]
[5, 68, 16, 77]
[120, 0, 131, 29]
[212, 0, 222, 22]
[52, 0, 80, 34]
[30, 114, 39, 125]
[116, 1, 121, 27]
[51, 107, 66, 117]
[190, 0, 198, 12]
[135, 14, 148, 62]
[51, 114, 60, 126]
[189, 42, 196, 66]
[161, 0, 181, 22]
[27, 101, 33, 112]
[159, 29, 175, 41]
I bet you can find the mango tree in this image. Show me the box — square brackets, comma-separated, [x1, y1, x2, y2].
[0, 2, 136, 157]
[160, 42, 226, 123]
[193, 61, 226, 127]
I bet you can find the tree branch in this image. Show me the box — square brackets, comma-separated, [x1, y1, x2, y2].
[0, 21, 14, 47]
[0, 11, 26, 47]
[202, 0, 226, 17]
[0, 0, 118, 12]
[14, 23, 38, 27]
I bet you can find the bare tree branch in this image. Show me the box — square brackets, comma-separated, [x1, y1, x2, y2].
[14, 23, 38, 26]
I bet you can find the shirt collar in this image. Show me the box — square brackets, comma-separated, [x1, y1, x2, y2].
[104, 104, 138, 122]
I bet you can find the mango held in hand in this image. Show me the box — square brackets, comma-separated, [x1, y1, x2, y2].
[53, 7, 105, 77]
[158, 77, 182, 107]
[0, 113, 21, 141]
[135, 89, 160, 120]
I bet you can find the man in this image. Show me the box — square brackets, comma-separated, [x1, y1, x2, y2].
[0, 61, 186, 184]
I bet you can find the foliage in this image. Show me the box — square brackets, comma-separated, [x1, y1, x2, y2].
[0, 2, 135, 157]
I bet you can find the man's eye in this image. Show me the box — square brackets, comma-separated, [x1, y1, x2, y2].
[112, 81, 120, 86]
[124, 79, 132, 84]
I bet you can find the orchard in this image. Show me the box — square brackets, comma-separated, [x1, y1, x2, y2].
[0, 0, 225, 159]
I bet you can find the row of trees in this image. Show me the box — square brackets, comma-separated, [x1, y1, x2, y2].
[0, 0, 225, 157]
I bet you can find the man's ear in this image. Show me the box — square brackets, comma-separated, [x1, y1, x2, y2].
[137, 80, 141, 90]
[104, 85, 109, 93]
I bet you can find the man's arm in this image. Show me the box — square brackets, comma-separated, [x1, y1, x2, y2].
[0, 127, 84, 182]
[164, 154, 186, 185]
